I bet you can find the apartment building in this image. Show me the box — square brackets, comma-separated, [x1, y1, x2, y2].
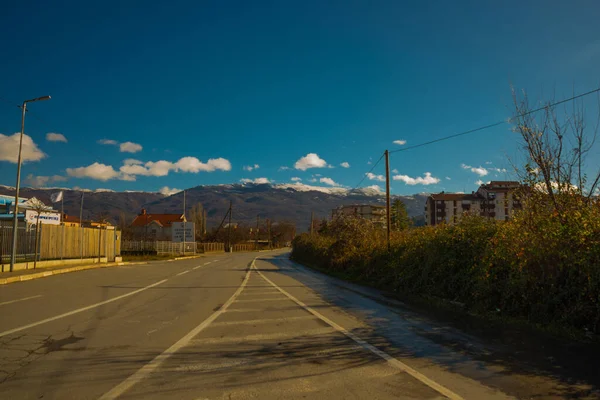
[425, 181, 523, 226]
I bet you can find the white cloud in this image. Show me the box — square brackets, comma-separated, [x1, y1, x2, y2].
[291, 177, 302, 182]
[46, 132, 67, 143]
[475, 180, 491, 186]
[123, 158, 143, 166]
[461, 163, 489, 177]
[67, 163, 121, 181]
[294, 153, 327, 170]
[95, 188, 115, 193]
[159, 186, 181, 196]
[309, 178, 317, 182]
[489, 167, 507, 173]
[175, 157, 231, 172]
[97, 139, 118, 145]
[340, 162, 350, 168]
[319, 177, 340, 186]
[25, 174, 67, 187]
[392, 169, 398, 174]
[0, 133, 46, 163]
[445, 176, 451, 180]
[240, 177, 270, 184]
[243, 164, 260, 171]
[393, 172, 440, 185]
[393, 140, 407, 145]
[366, 172, 385, 182]
[118, 156, 231, 178]
[278, 166, 290, 171]
[485, 161, 493, 165]
[119, 141, 143, 153]
[367, 161, 372, 165]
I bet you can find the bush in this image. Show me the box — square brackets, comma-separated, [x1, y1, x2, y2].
[291, 208, 600, 334]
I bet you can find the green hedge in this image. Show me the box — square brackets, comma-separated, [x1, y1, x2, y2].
[292, 207, 600, 333]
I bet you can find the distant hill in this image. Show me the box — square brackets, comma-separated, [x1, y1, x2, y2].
[0, 183, 428, 232]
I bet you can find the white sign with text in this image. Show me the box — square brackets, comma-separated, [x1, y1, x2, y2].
[25, 209, 61, 225]
[172, 222, 195, 242]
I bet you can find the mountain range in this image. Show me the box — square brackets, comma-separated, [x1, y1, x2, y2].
[0, 183, 429, 231]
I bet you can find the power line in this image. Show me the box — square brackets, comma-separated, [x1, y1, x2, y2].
[389, 86, 600, 154]
[351, 153, 385, 190]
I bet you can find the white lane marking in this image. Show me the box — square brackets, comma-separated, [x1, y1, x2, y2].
[210, 315, 315, 327]
[0, 279, 168, 339]
[253, 265, 465, 400]
[193, 266, 202, 270]
[190, 327, 334, 345]
[99, 263, 252, 400]
[234, 297, 287, 303]
[176, 270, 190, 276]
[212, 259, 218, 262]
[0, 295, 43, 307]
[203, 262, 212, 265]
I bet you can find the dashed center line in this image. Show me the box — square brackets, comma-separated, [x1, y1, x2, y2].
[192, 265, 202, 270]
[203, 262, 212, 265]
[176, 270, 190, 276]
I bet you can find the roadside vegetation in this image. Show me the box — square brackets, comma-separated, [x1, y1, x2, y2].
[292, 89, 600, 336]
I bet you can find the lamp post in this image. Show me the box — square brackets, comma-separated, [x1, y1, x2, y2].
[10, 96, 51, 272]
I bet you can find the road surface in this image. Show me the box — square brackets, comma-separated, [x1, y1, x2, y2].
[0, 250, 597, 399]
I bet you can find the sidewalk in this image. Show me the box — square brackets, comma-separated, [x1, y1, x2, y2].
[0, 261, 136, 285]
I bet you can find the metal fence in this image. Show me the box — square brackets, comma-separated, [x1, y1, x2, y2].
[0, 222, 121, 270]
[122, 240, 226, 254]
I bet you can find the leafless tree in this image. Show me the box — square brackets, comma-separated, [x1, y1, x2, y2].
[511, 87, 600, 221]
[189, 203, 205, 241]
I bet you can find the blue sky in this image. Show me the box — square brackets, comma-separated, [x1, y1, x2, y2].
[1, 1, 599, 195]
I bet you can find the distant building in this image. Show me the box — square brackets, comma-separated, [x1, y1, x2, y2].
[332, 204, 387, 227]
[425, 181, 523, 226]
[0, 195, 60, 226]
[130, 208, 186, 240]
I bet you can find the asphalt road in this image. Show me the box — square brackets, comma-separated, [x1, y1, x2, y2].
[0, 250, 597, 399]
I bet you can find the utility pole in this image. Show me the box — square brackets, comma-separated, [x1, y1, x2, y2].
[310, 211, 314, 235]
[255, 215, 259, 250]
[9, 95, 51, 272]
[385, 150, 391, 252]
[227, 201, 232, 252]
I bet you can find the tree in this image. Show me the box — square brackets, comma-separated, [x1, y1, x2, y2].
[28, 197, 47, 268]
[511, 87, 600, 222]
[188, 202, 205, 241]
[391, 199, 411, 231]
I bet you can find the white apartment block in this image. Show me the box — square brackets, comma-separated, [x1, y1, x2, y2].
[425, 181, 523, 226]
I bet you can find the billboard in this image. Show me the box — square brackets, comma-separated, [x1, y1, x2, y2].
[172, 222, 195, 242]
[25, 209, 61, 225]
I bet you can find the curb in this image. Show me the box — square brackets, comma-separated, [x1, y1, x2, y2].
[0, 261, 148, 285]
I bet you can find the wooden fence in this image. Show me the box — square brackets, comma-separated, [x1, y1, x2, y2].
[0, 222, 121, 267]
[38, 225, 120, 261]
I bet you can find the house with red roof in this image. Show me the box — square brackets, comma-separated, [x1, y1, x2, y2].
[130, 208, 186, 240]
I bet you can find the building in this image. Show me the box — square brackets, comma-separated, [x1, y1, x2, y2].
[425, 181, 523, 226]
[0, 195, 60, 226]
[130, 208, 186, 240]
[332, 204, 387, 227]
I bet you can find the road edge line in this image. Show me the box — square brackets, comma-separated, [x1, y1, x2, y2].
[98, 258, 254, 400]
[252, 262, 465, 400]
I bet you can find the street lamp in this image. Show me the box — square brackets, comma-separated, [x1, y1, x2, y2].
[10, 95, 51, 272]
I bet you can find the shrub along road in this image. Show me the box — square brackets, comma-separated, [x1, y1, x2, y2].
[0, 250, 596, 399]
